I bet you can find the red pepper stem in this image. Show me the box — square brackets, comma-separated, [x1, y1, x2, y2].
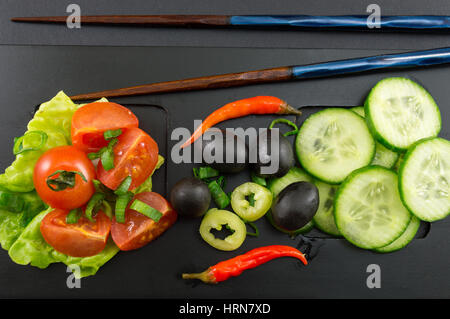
[181, 268, 217, 284]
[278, 102, 302, 116]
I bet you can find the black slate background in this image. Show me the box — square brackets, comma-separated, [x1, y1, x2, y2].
[0, 1, 448, 299]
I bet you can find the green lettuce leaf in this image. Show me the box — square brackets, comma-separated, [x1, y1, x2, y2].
[8, 207, 119, 278]
[0, 191, 46, 250]
[0, 91, 78, 192]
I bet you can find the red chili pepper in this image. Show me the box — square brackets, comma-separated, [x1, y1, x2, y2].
[180, 96, 301, 148]
[182, 245, 307, 284]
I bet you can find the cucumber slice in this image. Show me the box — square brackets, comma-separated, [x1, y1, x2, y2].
[335, 166, 411, 249]
[296, 108, 375, 184]
[365, 77, 441, 151]
[351, 106, 399, 168]
[374, 216, 420, 253]
[267, 166, 312, 198]
[313, 180, 340, 236]
[350, 106, 365, 117]
[399, 137, 450, 222]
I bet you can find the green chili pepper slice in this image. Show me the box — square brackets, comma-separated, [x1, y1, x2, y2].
[230, 182, 273, 222]
[199, 208, 246, 251]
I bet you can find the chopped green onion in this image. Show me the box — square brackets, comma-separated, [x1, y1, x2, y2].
[207, 180, 230, 209]
[217, 176, 226, 189]
[129, 199, 162, 222]
[66, 208, 82, 224]
[0, 191, 24, 213]
[115, 192, 133, 223]
[193, 166, 220, 180]
[115, 176, 132, 195]
[269, 118, 299, 137]
[104, 129, 122, 140]
[88, 151, 101, 160]
[101, 200, 113, 219]
[13, 131, 48, 155]
[245, 221, 259, 237]
[100, 147, 115, 171]
[46, 170, 87, 192]
[85, 193, 105, 222]
[251, 172, 267, 187]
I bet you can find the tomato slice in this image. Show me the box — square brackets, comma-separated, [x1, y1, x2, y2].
[71, 102, 139, 153]
[33, 146, 96, 210]
[111, 192, 177, 251]
[40, 208, 111, 257]
[97, 127, 159, 191]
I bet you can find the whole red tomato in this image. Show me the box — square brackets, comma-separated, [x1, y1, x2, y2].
[33, 145, 96, 210]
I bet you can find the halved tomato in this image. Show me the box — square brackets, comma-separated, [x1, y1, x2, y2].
[71, 102, 139, 153]
[40, 208, 111, 257]
[111, 192, 177, 251]
[33, 146, 96, 210]
[97, 127, 159, 191]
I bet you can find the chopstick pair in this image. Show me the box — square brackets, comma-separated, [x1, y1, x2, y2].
[11, 14, 450, 99]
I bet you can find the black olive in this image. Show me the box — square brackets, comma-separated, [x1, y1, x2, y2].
[170, 177, 211, 218]
[196, 128, 248, 174]
[252, 129, 295, 178]
[271, 181, 319, 231]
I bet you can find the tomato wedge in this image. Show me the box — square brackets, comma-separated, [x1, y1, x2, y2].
[71, 102, 139, 153]
[111, 192, 177, 251]
[33, 146, 96, 210]
[40, 208, 111, 257]
[97, 127, 159, 191]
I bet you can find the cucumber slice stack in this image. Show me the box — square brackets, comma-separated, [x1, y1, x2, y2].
[399, 138, 450, 222]
[266, 77, 448, 253]
[335, 166, 411, 249]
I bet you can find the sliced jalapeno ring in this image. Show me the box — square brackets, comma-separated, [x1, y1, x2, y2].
[230, 182, 273, 222]
[199, 208, 246, 251]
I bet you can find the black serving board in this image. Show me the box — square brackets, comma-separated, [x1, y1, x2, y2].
[0, 44, 448, 298]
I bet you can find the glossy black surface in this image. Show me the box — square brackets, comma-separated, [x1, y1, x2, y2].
[0, 45, 448, 299]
